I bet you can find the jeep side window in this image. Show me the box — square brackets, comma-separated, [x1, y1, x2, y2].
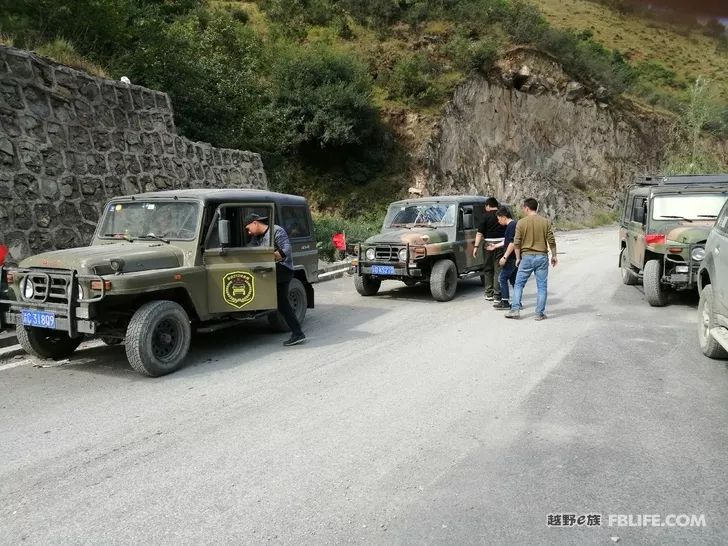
[205, 205, 271, 249]
[631, 198, 646, 224]
[459, 205, 474, 230]
[281, 206, 311, 239]
[717, 202, 728, 235]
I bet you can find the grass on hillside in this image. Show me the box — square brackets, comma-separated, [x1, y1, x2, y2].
[534, 0, 728, 104]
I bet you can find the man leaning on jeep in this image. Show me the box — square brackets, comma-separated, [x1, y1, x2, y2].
[244, 213, 306, 346]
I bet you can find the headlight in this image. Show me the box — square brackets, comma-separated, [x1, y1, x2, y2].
[21, 278, 34, 300]
[691, 247, 705, 261]
[365, 248, 376, 261]
[67, 282, 85, 301]
[398, 248, 408, 262]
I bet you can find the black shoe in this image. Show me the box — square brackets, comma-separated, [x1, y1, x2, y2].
[283, 333, 306, 346]
[493, 300, 510, 310]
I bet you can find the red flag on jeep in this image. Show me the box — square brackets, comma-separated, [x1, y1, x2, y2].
[0, 244, 7, 266]
[331, 232, 346, 251]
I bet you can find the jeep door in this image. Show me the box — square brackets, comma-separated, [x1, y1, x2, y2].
[710, 203, 728, 319]
[204, 203, 277, 315]
[458, 203, 481, 271]
[626, 195, 647, 269]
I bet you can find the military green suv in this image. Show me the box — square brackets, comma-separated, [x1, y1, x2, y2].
[0, 189, 318, 376]
[352, 196, 489, 301]
[619, 175, 728, 306]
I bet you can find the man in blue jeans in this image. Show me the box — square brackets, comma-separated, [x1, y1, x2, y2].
[505, 198, 558, 320]
[488, 206, 519, 310]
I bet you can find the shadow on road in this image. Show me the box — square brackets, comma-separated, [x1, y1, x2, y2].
[373, 278, 484, 302]
[33, 302, 390, 378]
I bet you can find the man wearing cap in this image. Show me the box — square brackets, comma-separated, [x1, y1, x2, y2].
[244, 213, 306, 346]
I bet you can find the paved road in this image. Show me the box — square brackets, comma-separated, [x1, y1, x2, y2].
[1, 227, 727, 545]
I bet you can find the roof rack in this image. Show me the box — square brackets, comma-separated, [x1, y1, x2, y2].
[636, 174, 728, 186]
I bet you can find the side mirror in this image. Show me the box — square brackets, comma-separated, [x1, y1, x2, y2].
[218, 219, 230, 246]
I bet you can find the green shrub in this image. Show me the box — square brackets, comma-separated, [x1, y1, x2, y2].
[389, 53, 440, 105]
[35, 38, 108, 76]
[313, 213, 383, 262]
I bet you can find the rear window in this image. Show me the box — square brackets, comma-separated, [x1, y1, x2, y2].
[281, 206, 311, 239]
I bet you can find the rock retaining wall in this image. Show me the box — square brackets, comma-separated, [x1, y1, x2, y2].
[0, 45, 267, 264]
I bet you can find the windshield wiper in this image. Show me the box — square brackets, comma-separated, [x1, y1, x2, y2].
[104, 233, 134, 242]
[698, 215, 717, 218]
[656, 215, 693, 223]
[411, 223, 437, 229]
[138, 233, 170, 244]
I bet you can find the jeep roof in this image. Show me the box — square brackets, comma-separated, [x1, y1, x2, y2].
[114, 188, 308, 208]
[631, 174, 728, 192]
[387, 195, 488, 207]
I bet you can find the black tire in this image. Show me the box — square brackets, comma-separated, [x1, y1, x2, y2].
[268, 278, 308, 332]
[125, 300, 191, 377]
[16, 325, 82, 359]
[643, 259, 668, 307]
[430, 259, 458, 302]
[620, 249, 638, 286]
[354, 274, 381, 296]
[479, 275, 485, 287]
[101, 336, 123, 346]
[697, 285, 728, 359]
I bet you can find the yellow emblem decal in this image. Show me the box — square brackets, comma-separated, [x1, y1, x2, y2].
[223, 271, 255, 309]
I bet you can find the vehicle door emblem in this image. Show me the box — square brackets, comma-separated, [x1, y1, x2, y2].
[223, 271, 255, 309]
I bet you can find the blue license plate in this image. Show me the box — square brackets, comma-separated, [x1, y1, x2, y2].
[371, 265, 395, 275]
[21, 310, 56, 329]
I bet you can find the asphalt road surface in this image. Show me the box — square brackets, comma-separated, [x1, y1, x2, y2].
[2, 227, 727, 545]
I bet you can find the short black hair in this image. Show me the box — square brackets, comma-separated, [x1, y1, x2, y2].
[523, 198, 539, 212]
[485, 197, 499, 208]
[496, 206, 512, 219]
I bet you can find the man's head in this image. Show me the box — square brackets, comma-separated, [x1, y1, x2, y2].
[244, 213, 269, 236]
[495, 206, 513, 226]
[484, 197, 499, 211]
[522, 198, 539, 214]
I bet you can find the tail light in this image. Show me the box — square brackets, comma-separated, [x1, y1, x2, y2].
[645, 233, 666, 245]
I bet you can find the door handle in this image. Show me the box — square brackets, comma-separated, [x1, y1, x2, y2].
[252, 266, 274, 273]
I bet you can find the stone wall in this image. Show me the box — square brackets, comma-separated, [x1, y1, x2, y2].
[0, 45, 267, 264]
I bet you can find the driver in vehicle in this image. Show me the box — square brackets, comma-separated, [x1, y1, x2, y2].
[244, 213, 306, 347]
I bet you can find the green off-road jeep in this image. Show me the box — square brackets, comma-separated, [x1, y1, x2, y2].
[0, 189, 318, 376]
[352, 196, 489, 301]
[619, 175, 728, 306]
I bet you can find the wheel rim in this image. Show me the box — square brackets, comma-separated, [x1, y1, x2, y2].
[289, 287, 303, 317]
[152, 318, 181, 361]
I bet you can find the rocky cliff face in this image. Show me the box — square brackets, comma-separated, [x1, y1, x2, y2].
[424, 48, 671, 220]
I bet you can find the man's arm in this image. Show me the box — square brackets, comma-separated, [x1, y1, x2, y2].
[498, 242, 515, 263]
[547, 221, 558, 266]
[274, 226, 292, 263]
[513, 220, 523, 264]
[473, 232, 484, 257]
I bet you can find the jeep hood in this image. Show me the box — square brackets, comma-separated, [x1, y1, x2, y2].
[19, 243, 183, 274]
[365, 228, 449, 245]
[665, 223, 714, 245]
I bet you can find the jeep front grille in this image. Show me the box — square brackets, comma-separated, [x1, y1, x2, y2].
[375, 246, 404, 262]
[23, 270, 72, 304]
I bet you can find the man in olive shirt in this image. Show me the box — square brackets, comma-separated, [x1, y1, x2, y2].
[505, 198, 558, 320]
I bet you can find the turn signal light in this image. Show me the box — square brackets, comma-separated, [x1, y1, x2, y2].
[668, 247, 683, 253]
[645, 233, 666, 245]
[6, 273, 14, 283]
[91, 280, 112, 291]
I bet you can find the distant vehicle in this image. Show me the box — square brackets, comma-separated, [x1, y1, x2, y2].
[619, 175, 728, 306]
[0, 189, 318, 376]
[697, 199, 728, 359]
[351, 195, 491, 302]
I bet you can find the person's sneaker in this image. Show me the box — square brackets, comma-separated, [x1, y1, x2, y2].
[534, 314, 547, 321]
[493, 300, 510, 310]
[283, 333, 306, 346]
[505, 309, 520, 319]
[484, 295, 495, 301]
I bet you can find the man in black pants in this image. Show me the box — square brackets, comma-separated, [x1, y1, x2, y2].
[472, 197, 506, 301]
[245, 213, 306, 346]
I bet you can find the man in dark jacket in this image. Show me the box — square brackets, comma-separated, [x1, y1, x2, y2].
[472, 197, 505, 301]
[245, 213, 306, 346]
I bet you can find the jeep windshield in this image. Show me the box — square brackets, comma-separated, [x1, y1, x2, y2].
[99, 201, 200, 241]
[384, 203, 457, 228]
[652, 193, 728, 222]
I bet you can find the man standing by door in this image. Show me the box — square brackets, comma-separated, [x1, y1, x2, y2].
[505, 198, 558, 321]
[473, 197, 505, 301]
[245, 213, 306, 346]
